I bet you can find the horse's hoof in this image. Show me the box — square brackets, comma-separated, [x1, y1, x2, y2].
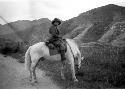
[31, 83, 37, 86]
[76, 72, 84, 76]
[29, 78, 32, 82]
[34, 80, 38, 83]
[31, 81, 38, 86]
[61, 77, 66, 80]
[73, 79, 78, 82]
[29, 79, 31, 82]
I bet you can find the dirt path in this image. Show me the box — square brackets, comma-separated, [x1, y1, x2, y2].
[0, 53, 111, 89]
[0, 54, 61, 89]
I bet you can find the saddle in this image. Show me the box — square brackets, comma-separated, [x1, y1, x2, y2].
[45, 38, 67, 55]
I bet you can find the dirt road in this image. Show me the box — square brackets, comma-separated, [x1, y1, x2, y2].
[0, 54, 61, 89]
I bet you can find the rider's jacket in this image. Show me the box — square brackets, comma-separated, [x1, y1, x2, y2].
[49, 25, 60, 38]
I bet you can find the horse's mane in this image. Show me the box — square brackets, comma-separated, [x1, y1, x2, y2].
[66, 39, 79, 56]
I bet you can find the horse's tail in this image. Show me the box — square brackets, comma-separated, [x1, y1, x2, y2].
[25, 47, 31, 71]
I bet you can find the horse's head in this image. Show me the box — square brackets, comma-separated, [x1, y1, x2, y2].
[75, 56, 84, 72]
[66, 39, 84, 73]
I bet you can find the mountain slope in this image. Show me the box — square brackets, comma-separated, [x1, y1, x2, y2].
[99, 21, 125, 47]
[0, 18, 51, 43]
[1, 4, 125, 46]
[60, 4, 125, 43]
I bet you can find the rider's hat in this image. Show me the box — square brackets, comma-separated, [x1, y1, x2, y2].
[52, 18, 61, 25]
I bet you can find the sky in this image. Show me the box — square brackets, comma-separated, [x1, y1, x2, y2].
[0, 0, 125, 24]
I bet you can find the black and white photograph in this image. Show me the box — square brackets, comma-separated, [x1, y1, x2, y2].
[0, 0, 125, 89]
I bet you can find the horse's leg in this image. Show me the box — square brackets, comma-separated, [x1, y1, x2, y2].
[61, 61, 66, 80]
[30, 63, 37, 84]
[32, 66, 37, 83]
[30, 56, 39, 84]
[60, 50, 67, 80]
[29, 70, 32, 81]
[70, 59, 78, 82]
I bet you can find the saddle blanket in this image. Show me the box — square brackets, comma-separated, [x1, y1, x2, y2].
[49, 49, 59, 56]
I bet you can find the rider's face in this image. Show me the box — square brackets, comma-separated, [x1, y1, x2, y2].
[53, 22, 59, 26]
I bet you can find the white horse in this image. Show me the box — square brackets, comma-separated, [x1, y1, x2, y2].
[25, 39, 83, 84]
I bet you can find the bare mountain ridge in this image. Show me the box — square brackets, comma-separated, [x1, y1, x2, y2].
[60, 4, 125, 44]
[0, 18, 51, 42]
[1, 4, 125, 46]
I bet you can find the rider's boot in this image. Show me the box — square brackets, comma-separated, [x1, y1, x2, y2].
[60, 50, 66, 61]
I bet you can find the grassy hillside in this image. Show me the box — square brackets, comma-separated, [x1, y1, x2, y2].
[99, 21, 125, 47]
[79, 42, 125, 87]
[60, 4, 125, 43]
